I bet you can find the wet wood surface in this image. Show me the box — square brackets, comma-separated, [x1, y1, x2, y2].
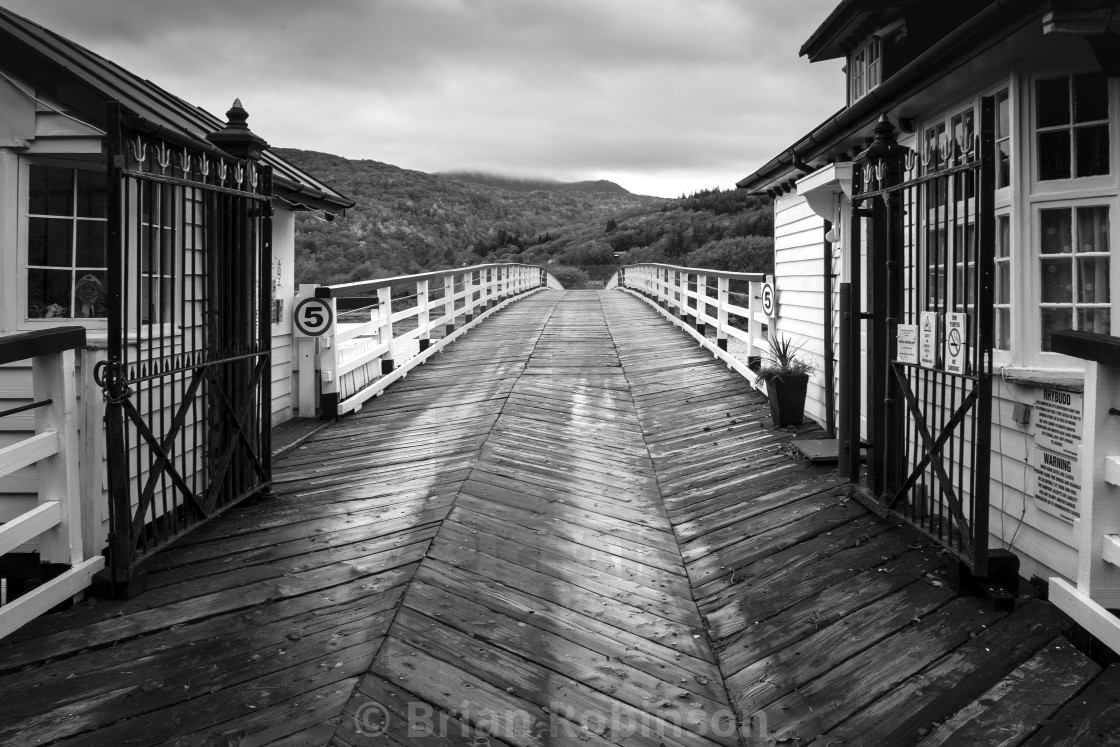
[0, 289, 1107, 745]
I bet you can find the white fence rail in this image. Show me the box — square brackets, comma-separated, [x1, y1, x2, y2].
[0, 328, 104, 640]
[298, 263, 555, 418]
[609, 263, 769, 387]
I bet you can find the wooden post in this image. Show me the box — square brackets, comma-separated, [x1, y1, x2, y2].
[80, 348, 107, 561]
[716, 276, 729, 351]
[378, 285, 394, 374]
[695, 273, 707, 335]
[1078, 359, 1120, 606]
[317, 295, 340, 418]
[417, 279, 431, 352]
[295, 284, 318, 418]
[33, 349, 82, 567]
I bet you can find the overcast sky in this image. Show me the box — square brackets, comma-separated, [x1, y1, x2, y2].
[6, 0, 844, 197]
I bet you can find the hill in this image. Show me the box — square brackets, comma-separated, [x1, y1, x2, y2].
[276, 149, 774, 288]
[441, 172, 635, 196]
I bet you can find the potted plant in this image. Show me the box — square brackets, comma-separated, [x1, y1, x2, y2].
[757, 335, 814, 427]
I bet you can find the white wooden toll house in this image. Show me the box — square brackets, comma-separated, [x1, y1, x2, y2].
[738, 0, 1120, 647]
[0, 5, 353, 624]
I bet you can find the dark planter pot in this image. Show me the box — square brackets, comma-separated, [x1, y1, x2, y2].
[766, 372, 809, 427]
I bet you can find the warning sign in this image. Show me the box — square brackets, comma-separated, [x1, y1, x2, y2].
[896, 324, 919, 364]
[944, 312, 967, 375]
[1031, 446, 1080, 523]
[1031, 387, 1083, 459]
[919, 311, 940, 368]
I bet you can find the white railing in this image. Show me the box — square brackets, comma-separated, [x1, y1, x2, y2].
[297, 263, 556, 418]
[610, 263, 769, 386]
[0, 328, 104, 640]
[1047, 330, 1120, 654]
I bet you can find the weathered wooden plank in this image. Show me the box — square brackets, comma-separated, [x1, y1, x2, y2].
[747, 598, 1007, 746]
[1022, 663, 1120, 746]
[385, 610, 732, 747]
[915, 637, 1099, 747]
[812, 600, 1075, 747]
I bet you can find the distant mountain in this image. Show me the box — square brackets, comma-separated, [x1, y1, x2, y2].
[275, 149, 774, 289]
[441, 171, 635, 196]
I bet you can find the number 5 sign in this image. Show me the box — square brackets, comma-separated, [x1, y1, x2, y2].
[294, 297, 334, 337]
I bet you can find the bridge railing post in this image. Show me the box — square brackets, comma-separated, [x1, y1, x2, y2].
[746, 280, 764, 365]
[716, 276, 729, 351]
[417, 279, 431, 353]
[695, 273, 707, 336]
[317, 293, 340, 417]
[377, 285, 394, 374]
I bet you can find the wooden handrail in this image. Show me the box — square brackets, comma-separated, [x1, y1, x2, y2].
[0, 327, 85, 366]
[315, 263, 546, 297]
[609, 263, 769, 388]
[1051, 329, 1120, 368]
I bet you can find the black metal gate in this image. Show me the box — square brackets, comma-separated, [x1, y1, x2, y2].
[96, 103, 273, 588]
[849, 105, 995, 574]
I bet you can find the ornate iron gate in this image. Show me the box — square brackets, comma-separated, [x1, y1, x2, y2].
[97, 103, 274, 589]
[851, 105, 995, 574]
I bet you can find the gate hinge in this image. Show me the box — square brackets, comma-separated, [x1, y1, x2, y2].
[112, 155, 126, 169]
[859, 312, 874, 320]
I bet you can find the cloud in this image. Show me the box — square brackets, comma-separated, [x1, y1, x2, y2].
[5, 0, 844, 196]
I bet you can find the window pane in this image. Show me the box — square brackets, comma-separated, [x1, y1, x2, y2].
[1077, 257, 1109, 303]
[1038, 131, 1071, 180]
[996, 261, 1010, 304]
[1040, 208, 1072, 254]
[27, 269, 71, 318]
[75, 221, 106, 267]
[1075, 125, 1110, 177]
[1041, 258, 1072, 302]
[997, 91, 1009, 137]
[997, 216, 1010, 259]
[996, 308, 1010, 351]
[997, 141, 1011, 189]
[1037, 77, 1070, 128]
[1041, 308, 1072, 351]
[1077, 308, 1111, 335]
[75, 170, 107, 218]
[28, 217, 73, 266]
[73, 271, 108, 318]
[1074, 72, 1108, 123]
[28, 165, 73, 216]
[1076, 206, 1110, 253]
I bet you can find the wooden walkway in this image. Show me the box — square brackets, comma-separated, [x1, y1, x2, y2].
[0, 289, 1115, 746]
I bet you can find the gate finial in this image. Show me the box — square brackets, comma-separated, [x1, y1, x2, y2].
[207, 99, 270, 161]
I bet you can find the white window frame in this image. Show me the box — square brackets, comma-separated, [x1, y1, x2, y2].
[849, 37, 882, 104]
[17, 155, 109, 332]
[1020, 69, 1119, 368]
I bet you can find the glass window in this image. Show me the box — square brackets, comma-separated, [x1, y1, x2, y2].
[849, 37, 882, 103]
[995, 215, 1011, 351]
[27, 164, 108, 319]
[1036, 73, 1110, 180]
[1039, 205, 1110, 350]
[996, 90, 1011, 189]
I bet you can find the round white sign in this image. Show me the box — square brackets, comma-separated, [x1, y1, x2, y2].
[761, 283, 776, 318]
[294, 297, 333, 336]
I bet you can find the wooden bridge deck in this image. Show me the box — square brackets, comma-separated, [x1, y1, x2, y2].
[0, 289, 1115, 746]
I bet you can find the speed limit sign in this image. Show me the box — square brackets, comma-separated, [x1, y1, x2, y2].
[761, 283, 776, 318]
[294, 297, 333, 337]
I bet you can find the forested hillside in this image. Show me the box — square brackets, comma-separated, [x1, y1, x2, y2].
[277, 149, 774, 288]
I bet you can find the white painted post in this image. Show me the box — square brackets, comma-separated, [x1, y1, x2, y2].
[417, 279, 431, 353]
[716, 276, 729, 352]
[378, 285, 394, 374]
[295, 283, 318, 418]
[317, 295, 340, 416]
[695, 273, 708, 335]
[1078, 359, 1120, 607]
[746, 280, 761, 363]
[33, 349, 81, 567]
[80, 348, 107, 560]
